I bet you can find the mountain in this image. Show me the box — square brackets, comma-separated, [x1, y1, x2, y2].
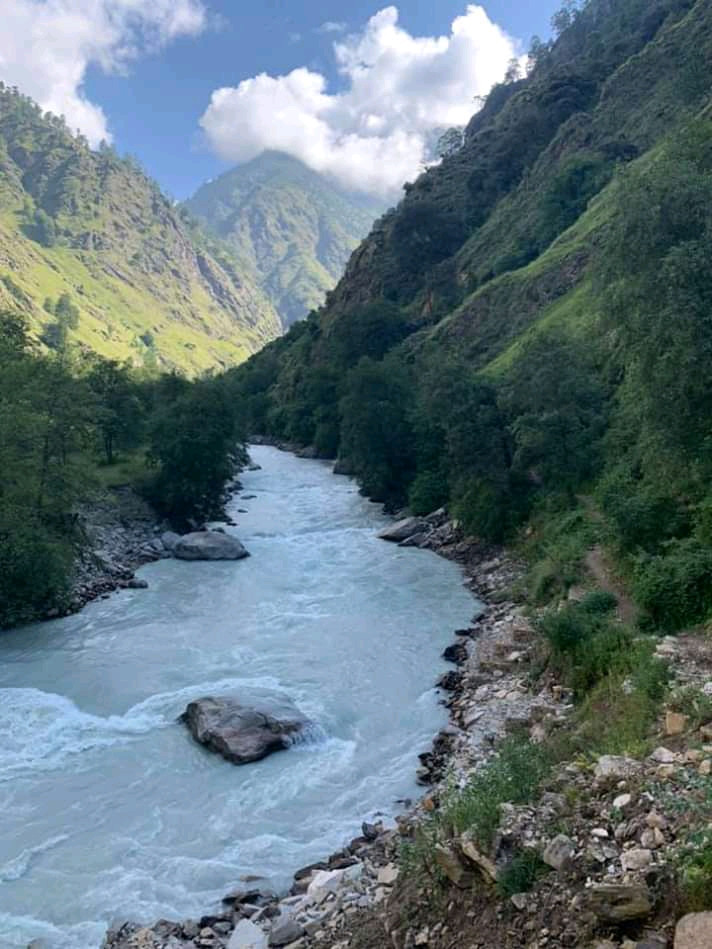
[0, 84, 281, 374]
[184, 152, 384, 328]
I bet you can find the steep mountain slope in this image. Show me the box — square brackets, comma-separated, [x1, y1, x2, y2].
[0, 85, 281, 374]
[185, 152, 384, 327]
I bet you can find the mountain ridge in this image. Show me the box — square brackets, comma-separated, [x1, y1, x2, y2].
[185, 151, 384, 328]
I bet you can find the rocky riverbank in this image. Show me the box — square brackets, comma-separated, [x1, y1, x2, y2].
[95, 499, 712, 949]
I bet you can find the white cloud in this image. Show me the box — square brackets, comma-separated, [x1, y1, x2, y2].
[200, 5, 520, 197]
[318, 21, 347, 34]
[0, 0, 207, 146]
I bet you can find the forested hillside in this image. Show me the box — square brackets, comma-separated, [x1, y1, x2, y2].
[185, 152, 383, 328]
[0, 85, 281, 373]
[228, 0, 712, 632]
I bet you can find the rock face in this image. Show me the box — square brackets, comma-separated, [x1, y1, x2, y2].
[180, 696, 308, 765]
[675, 913, 712, 948]
[173, 531, 250, 561]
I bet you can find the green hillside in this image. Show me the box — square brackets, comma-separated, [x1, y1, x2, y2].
[0, 84, 281, 374]
[185, 152, 384, 328]
[228, 0, 712, 628]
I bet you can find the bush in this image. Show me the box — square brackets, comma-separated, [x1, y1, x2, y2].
[441, 738, 551, 849]
[677, 831, 712, 913]
[409, 468, 449, 517]
[633, 538, 712, 630]
[537, 600, 634, 697]
[497, 849, 549, 898]
[578, 590, 618, 614]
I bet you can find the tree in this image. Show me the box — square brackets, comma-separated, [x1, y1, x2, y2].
[339, 358, 414, 504]
[85, 358, 143, 465]
[500, 332, 607, 499]
[33, 208, 56, 247]
[146, 377, 240, 525]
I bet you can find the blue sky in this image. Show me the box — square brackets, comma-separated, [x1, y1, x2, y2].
[3, 1, 561, 199]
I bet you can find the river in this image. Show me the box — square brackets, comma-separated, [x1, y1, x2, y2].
[0, 446, 475, 949]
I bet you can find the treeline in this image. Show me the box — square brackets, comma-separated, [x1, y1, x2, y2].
[226, 117, 712, 633]
[0, 314, 243, 628]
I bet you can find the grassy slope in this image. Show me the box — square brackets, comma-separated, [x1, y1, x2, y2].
[0, 93, 282, 375]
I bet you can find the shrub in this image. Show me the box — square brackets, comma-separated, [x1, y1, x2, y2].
[633, 538, 712, 630]
[537, 600, 638, 697]
[440, 738, 551, 849]
[677, 830, 712, 913]
[497, 849, 549, 898]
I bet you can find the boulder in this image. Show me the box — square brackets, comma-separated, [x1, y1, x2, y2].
[542, 834, 575, 871]
[589, 882, 652, 922]
[268, 916, 304, 947]
[227, 920, 268, 949]
[675, 913, 712, 948]
[594, 755, 641, 782]
[433, 844, 475, 888]
[173, 531, 249, 561]
[161, 531, 181, 552]
[377, 517, 427, 543]
[181, 697, 308, 765]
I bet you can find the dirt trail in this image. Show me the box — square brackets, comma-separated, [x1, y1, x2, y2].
[584, 543, 638, 625]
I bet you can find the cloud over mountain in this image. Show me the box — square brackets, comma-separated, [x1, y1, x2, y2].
[0, 0, 207, 146]
[200, 5, 520, 197]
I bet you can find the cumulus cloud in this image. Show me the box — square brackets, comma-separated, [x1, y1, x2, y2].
[200, 5, 520, 197]
[0, 0, 207, 146]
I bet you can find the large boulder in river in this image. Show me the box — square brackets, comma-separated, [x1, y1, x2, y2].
[180, 696, 308, 765]
[173, 531, 249, 561]
[377, 517, 427, 543]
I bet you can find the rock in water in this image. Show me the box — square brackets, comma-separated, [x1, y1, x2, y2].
[377, 517, 427, 543]
[173, 531, 249, 561]
[180, 697, 308, 765]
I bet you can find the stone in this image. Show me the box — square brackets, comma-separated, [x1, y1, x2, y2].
[674, 912, 712, 948]
[699, 759, 712, 776]
[174, 531, 249, 561]
[361, 821, 381, 841]
[699, 724, 712, 742]
[442, 642, 468, 664]
[665, 711, 690, 736]
[543, 834, 576, 871]
[377, 865, 399, 886]
[268, 918, 304, 947]
[161, 530, 181, 552]
[589, 882, 653, 922]
[127, 578, 149, 589]
[227, 919, 268, 949]
[656, 764, 676, 779]
[621, 848, 652, 871]
[650, 746, 676, 764]
[614, 793, 633, 810]
[510, 893, 528, 910]
[459, 833, 498, 882]
[433, 845, 475, 888]
[180, 697, 308, 765]
[594, 756, 641, 781]
[640, 828, 665, 850]
[377, 517, 427, 543]
[306, 865, 362, 902]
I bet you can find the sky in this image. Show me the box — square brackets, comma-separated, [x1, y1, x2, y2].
[0, 1, 561, 200]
